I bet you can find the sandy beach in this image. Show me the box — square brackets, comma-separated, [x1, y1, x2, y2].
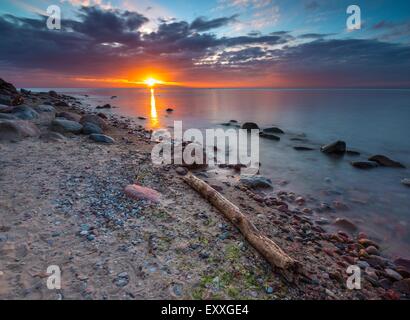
[1, 78, 409, 300]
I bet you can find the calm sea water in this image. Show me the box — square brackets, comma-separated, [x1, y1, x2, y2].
[37, 87, 410, 257]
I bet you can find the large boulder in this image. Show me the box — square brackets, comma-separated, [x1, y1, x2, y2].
[369, 155, 405, 168]
[80, 114, 109, 130]
[82, 122, 103, 135]
[89, 133, 115, 144]
[11, 105, 39, 120]
[240, 175, 273, 189]
[241, 122, 259, 131]
[321, 141, 346, 155]
[124, 184, 161, 203]
[0, 120, 40, 141]
[0, 78, 18, 95]
[50, 119, 83, 134]
[263, 127, 284, 134]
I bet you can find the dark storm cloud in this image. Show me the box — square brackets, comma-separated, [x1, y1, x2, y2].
[0, 5, 409, 86]
[190, 14, 238, 31]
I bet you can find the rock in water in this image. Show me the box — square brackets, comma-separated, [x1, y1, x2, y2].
[0, 120, 40, 141]
[321, 141, 346, 155]
[241, 122, 259, 131]
[80, 114, 109, 130]
[259, 132, 280, 140]
[11, 106, 39, 120]
[369, 155, 405, 168]
[124, 184, 161, 203]
[51, 119, 83, 134]
[351, 161, 378, 169]
[334, 217, 358, 232]
[240, 175, 273, 189]
[294, 146, 315, 151]
[166, 108, 174, 112]
[89, 133, 115, 144]
[401, 179, 410, 187]
[263, 127, 284, 134]
[82, 122, 103, 135]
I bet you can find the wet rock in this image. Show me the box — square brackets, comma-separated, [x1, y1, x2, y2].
[351, 161, 378, 169]
[259, 132, 280, 140]
[229, 120, 238, 123]
[346, 150, 361, 156]
[263, 127, 284, 134]
[124, 184, 161, 203]
[56, 111, 81, 122]
[175, 167, 188, 176]
[138, 116, 146, 120]
[80, 114, 109, 130]
[358, 238, 379, 248]
[82, 122, 103, 135]
[369, 155, 405, 168]
[394, 257, 410, 272]
[321, 141, 346, 155]
[11, 105, 39, 120]
[0, 78, 18, 95]
[166, 108, 174, 112]
[0, 120, 40, 141]
[392, 279, 410, 295]
[385, 268, 403, 282]
[0, 104, 14, 113]
[48, 90, 59, 98]
[357, 260, 370, 269]
[365, 246, 380, 256]
[55, 100, 69, 107]
[365, 255, 389, 268]
[51, 119, 83, 134]
[401, 179, 410, 187]
[240, 175, 273, 189]
[334, 217, 358, 232]
[0, 113, 18, 120]
[89, 134, 115, 144]
[241, 122, 259, 131]
[293, 146, 315, 151]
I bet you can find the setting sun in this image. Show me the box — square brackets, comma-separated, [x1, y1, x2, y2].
[144, 78, 161, 87]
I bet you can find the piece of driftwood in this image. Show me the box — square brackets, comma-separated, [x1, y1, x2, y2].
[183, 173, 299, 271]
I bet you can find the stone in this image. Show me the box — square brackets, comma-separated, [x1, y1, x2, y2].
[401, 179, 410, 187]
[241, 122, 259, 131]
[0, 120, 40, 141]
[40, 131, 66, 142]
[89, 134, 115, 144]
[48, 90, 59, 98]
[33, 105, 56, 113]
[82, 122, 103, 135]
[56, 112, 81, 122]
[334, 217, 358, 232]
[51, 119, 83, 134]
[358, 238, 379, 248]
[321, 141, 346, 155]
[357, 260, 370, 269]
[346, 150, 361, 156]
[166, 108, 174, 112]
[263, 127, 284, 134]
[124, 184, 161, 203]
[385, 268, 403, 281]
[369, 155, 405, 168]
[259, 132, 280, 141]
[80, 114, 109, 130]
[11, 105, 39, 120]
[293, 146, 315, 151]
[351, 161, 378, 169]
[114, 272, 129, 287]
[175, 167, 188, 176]
[365, 255, 389, 268]
[0, 113, 17, 120]
[96, 104, 111, 109]
[0, 104, 14, 113]
[365, 246, 380, 255]
[394, 257, 410, 271]
[392, 279, 410, 295]
[55, 100, 69, 107]
[240, 175, 273, 189]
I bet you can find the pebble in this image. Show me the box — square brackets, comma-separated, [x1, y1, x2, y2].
[265, 286, 274, 294]
[365, 246, 379, 256]
[385, 268, 403, 281]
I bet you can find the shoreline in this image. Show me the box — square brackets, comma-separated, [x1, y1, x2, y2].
[1, 79, 410, 299]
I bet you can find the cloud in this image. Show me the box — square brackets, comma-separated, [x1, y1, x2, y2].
[0, 5, 409, 87]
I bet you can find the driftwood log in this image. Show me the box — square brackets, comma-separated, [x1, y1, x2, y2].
[183, 173, 299, 272]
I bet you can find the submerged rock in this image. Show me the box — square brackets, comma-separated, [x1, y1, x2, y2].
[240, 175, 273, 189]
[51, 119, 83, 134]
[346, 150, 361, 156]
[0, 120, 40, 141]
[351, 161, 378, 169]
[89, 133, 115, 144]
[294, 146, 315, 151]
[263, 127, 284, 134]
[259, 132, 280, 141]
[241, 122, 259, 131]
[321, 141, 346, 155]
[124, 184, 161, 203]
[369, 155, 405, 168]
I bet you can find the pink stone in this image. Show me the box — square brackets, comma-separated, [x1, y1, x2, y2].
[124, 184, 161, 203]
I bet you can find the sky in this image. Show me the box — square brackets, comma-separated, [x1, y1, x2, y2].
[0, 0, 410, 88]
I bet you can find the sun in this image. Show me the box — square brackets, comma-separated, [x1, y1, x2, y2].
[144, 78, 160, 87]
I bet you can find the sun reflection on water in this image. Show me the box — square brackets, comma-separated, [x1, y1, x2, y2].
[150, 88, 159, 128]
